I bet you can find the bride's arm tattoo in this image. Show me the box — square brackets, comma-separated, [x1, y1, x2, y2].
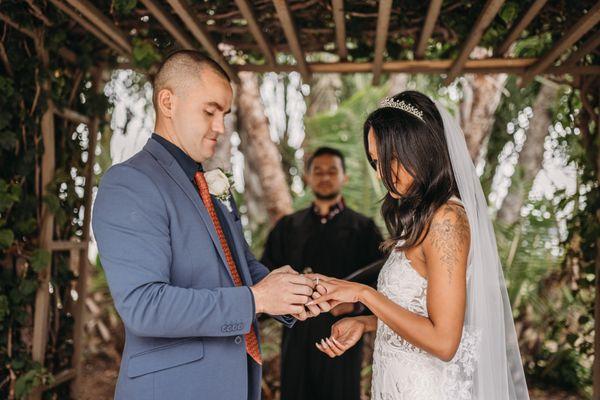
[428, 205, 470, 284]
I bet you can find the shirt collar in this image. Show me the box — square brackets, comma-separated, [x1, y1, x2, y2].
[152, 133, 203, 181]
[312, 197, 345, 224]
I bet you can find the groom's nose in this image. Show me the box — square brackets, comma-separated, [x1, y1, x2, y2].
[212, 115, 226, 136]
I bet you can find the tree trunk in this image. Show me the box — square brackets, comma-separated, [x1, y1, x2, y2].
[306, 73, 341, 117]
[388, 73, 409, 95]
[497, 83, 559, 225]
[236, 71, 293, 225]
[460, 48, 508, 162]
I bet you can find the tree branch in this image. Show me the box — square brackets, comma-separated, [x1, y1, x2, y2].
[0, 41, 13, 76]
[26, 0, 53, 27]
[0, 12, 36, 39]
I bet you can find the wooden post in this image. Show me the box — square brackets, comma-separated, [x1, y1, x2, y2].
[30, 39, 55, 400]
[70, 68, 103, 398]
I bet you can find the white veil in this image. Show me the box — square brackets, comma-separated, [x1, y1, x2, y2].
[435, 101, 530, 399]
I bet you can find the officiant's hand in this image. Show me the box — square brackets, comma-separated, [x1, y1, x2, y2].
[316, 317, 366, 358]
[251, 266, 316, 316]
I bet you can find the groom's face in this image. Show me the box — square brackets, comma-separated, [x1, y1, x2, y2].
[171, 69, 233, 163]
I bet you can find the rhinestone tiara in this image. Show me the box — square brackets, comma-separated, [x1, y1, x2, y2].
[378, 97, 424, 121]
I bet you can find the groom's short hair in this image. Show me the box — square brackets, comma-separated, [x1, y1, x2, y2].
[152, 50, 231, 112]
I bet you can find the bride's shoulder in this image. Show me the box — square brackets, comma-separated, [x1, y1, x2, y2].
[425, 201, 470, 249]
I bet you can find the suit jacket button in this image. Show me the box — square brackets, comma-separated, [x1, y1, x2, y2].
[235, 336, 242, 344]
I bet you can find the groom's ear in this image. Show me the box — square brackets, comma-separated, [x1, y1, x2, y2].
[156, 88, 175, 119]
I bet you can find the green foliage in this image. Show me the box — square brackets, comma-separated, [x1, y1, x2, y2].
[113, 0, 138, 14]
[132, 37, 163, 71]
[14, 365, 54, 399]
[30, 249, 51, 273]
[0, 4, 113, 398]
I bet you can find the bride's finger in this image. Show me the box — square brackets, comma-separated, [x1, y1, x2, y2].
[331, 337, 349, 351]
[318, 280, 336, 292]
[315, 341, 330, 356]
[319, 339, 337, 358]
[306, 293, 333, 306]
[326, 337, 344, 356]
[305, 273, 332, 282]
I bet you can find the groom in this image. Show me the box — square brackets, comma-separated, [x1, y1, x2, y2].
[92, 50, 321, 400]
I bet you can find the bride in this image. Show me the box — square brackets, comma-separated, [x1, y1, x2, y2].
[307, 91, 530, 399]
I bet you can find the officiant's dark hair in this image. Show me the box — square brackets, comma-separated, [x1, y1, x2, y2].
[363, 91, 460, 252]
[306, 147, 346, 172]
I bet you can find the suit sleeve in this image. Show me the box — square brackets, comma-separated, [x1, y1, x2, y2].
[92, 164, 255, 338]
[231, 210, 295, 328]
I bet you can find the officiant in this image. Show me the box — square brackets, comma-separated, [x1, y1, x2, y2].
[261, 147, 384, 400]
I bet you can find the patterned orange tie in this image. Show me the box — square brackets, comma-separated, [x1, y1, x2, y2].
[194, 171, 262, 365]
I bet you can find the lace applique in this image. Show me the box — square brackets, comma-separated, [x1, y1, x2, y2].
[371, 248, 481, 400]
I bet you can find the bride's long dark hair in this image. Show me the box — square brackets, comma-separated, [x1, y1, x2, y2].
[363, 91, 460, 252]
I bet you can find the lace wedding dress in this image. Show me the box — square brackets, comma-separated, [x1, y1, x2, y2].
[371, 199, 482, 400]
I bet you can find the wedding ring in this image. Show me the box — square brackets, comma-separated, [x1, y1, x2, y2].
[316, 276, 320, 286]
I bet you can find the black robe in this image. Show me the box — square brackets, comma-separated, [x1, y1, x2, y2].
[261, 206, 384, 400]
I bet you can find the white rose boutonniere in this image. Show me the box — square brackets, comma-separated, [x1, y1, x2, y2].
[204, 168, 234, 211]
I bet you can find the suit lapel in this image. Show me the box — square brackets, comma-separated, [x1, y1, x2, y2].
[143, 138, 235, 284]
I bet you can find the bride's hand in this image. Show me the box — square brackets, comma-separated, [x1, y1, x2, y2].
[316, 317, 366, 358]
[305, 274, 366, 309]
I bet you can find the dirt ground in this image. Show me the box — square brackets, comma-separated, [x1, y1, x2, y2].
[78, 352, 582, 400]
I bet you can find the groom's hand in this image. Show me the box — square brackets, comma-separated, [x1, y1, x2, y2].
[250, 267, 316, 316]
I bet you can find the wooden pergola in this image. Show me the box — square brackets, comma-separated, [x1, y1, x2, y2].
[5, 0, 598, 398]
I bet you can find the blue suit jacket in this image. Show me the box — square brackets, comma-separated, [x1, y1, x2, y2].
[92, 137, 293, 400]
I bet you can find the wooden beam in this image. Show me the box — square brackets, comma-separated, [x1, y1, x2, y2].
[31, 67, 56, 400]
[234, 58, 600, 75]
[561, 33, 600, 69]
[165, 0, 238, 82]
[49, 0, 127, 56]
[48, 240, 89, 251]
[272, 0, 311, 81]
[444, 0, 506, 84]
[372, 0, 392, 85]
[495, 0, 548, 56]
[331, 0, 347, 60]
[64, 0, 132, 53]
[139, 0, 195, 49]
[234, 0, 276, 67]
[548, 65, 600, 75]
[415, 0, 442, 59]
[521, 2, 600, 86]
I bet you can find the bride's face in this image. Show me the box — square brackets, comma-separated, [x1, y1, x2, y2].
[367, 128, 414, 199]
